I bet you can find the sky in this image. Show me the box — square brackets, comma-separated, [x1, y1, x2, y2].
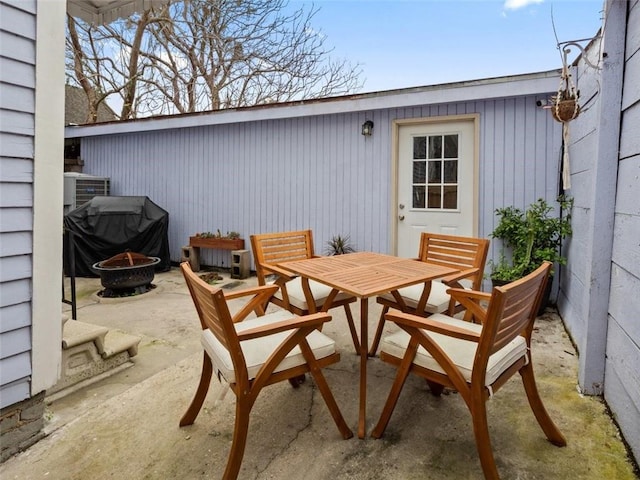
[288, 0, 606, 93]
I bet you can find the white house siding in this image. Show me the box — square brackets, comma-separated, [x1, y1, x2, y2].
[78, 94, 561, 274]
[558, 0, 640, 461]
[0, 0, 36, 408]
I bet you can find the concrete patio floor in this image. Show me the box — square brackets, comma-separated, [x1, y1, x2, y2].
[1, 267, 638, 480]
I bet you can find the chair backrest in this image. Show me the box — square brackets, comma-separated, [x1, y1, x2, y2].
[181, 262, 245, 372]
[418, 233, 489, 290]
[476, 262, 551, 375]
[250, 230, 315, 285]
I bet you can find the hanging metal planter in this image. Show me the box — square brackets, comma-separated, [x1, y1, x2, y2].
[546, 49, 581, 189]
[546, 36, 601, 189]
[550, 65, 580, 123]
[551, 92, 580, 123]
[548, 39, 584, 124]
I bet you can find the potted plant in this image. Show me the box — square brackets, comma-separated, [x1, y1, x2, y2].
[547, 50, 581, 124]
[325, 234, 355, 255]
[489, 196, 573, 310]
[189, 229, 245, 250]
[550, 88, 580, 123]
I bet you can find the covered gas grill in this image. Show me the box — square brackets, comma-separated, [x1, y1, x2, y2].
[64, 196, 171, 277]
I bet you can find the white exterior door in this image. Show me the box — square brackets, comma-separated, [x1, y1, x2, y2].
[395, 118, 477, 258]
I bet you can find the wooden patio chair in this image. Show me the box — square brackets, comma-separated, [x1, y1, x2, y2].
[371, 261, 566, 479]
[369, 232, 489, 356]
[179, 262, 353, 480]
[250, 230, 360, 352]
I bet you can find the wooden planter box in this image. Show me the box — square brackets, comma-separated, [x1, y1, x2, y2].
[189, 236, 245, 250]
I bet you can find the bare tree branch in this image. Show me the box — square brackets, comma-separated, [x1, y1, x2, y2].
[65, 0, 363, 121]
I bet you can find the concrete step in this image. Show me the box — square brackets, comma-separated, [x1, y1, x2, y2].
[47, 320, 141, 398]
[62, 319, 109, 353]
[101, 329, 140, 358]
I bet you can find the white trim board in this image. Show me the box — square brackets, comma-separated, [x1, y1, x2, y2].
[66, 70, 561, 138]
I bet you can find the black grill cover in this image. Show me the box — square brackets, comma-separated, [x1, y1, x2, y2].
[64, 196, 171, 277]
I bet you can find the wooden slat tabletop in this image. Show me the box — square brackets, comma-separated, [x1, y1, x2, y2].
[280, 252, 457, 297]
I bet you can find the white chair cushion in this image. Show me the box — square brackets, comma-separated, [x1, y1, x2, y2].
[201, 310, 336, 384]
[379, 281, 451, 313]
[379, 279, 473, 314]
[271, 276, 352, 310]
[380, 313, 527, 386]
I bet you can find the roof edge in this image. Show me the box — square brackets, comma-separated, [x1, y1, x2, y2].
[65, 69, 561, 138]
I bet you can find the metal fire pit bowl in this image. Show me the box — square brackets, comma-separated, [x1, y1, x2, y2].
[92, 252, 161, 290]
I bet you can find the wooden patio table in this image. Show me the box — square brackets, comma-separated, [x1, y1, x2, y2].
[277, 251, 458, 438]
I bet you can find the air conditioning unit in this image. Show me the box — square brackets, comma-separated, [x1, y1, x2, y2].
[64, 173, 110, 214]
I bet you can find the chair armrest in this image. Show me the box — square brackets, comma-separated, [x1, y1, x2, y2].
[448, 288, 491, 302]
[385, 310, 481, 342]
[262, 262, 297, 282]
[447, 288, 491, 322]
[237, 312, 332, 341]
[224, 284, 279, 301]
[226, 285, 279, 323]
[440, 267, 479, 285]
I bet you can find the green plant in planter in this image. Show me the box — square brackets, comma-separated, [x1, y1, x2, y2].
[195, 230, 241, 239]
[326, 234, 355, 256]
[489, 196, 573, 282]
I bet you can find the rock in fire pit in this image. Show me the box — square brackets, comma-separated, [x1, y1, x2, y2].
[92, 251, 161, 297]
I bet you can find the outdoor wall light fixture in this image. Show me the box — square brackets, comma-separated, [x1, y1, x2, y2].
[361, 120, 374, 136]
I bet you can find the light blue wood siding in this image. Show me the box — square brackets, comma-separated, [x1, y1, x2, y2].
[79, 95, 561, 274]
[0, 0, 36, 409]
[558, 0, 640, 462]
[606, 0, 640, 461]
[556, 35, 605, 351]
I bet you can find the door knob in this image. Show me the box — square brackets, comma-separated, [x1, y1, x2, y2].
[399, 204, 405, 209]
[399, 215, 405, 221]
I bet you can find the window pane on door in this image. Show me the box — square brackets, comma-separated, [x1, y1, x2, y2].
[413, 137, 426, 159]
[413, 186, 425, 208]
[428, 136, 442, 159]
[444, 160, 458, 183]
[428, 161, 441, 183]
[444, 134, 458, 158]
[443, 186, 458, 209]
[413, 161, 426, 183]
[428, 186, 441, 208]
